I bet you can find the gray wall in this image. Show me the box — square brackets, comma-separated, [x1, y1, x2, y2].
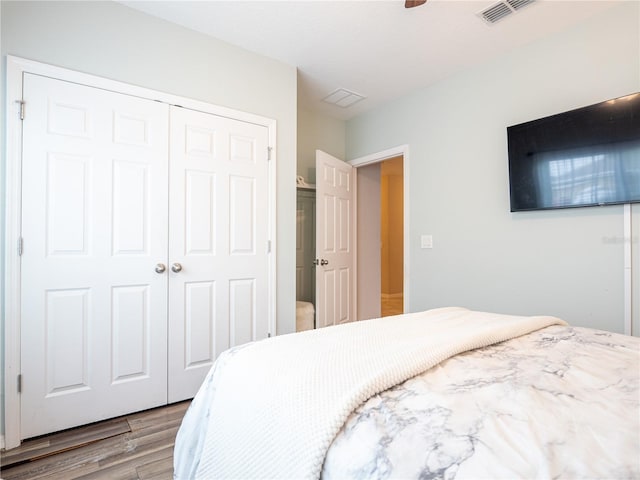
[297, 107, 346, 185]
[346, 2, 640, 334]
[0, 1, 298, 324]
[1, 0, 298, 439]
[357, 163, 382, 321]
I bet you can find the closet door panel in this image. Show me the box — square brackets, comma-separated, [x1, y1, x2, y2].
[230, 278, 256, 347]
[112, 160, 149, 254]
[184, 281, 216, 367]
[20, 73, 169, 439]
[185, 171, 216, 254]
[111, 284, 151, 382]
[168, 106, 270, 403]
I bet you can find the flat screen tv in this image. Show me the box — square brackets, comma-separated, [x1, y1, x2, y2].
[507, 93, 640, 212]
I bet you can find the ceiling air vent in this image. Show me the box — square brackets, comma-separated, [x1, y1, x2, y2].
[322, 88, 366, 108]
[478, 0, 536, 25]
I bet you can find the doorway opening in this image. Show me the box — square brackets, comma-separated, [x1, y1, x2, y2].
[355, 153, 406, 320]
[299, 146, 409, 328]
[380, 157, 404, 316]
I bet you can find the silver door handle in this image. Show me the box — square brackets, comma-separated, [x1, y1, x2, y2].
[320, 259, 329, 266]
[171, 263, 183, 273]
[155, 263, 166, 274]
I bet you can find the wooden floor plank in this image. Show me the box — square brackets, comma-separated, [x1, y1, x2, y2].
[0, 438, 51, 466]
[0, 435, 126, 480]
[127, 402, 189, 432]
[76, 444, 175, 480]
[1, 417, 131, 468]
[97, 427, 180, 470]
[136, 452, 174, 480]
[0, 401, 189, 480]
[2, 463, 99, 480]
[127, 417, 184, 442]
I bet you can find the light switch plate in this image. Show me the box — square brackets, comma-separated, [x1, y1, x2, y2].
[421, 234, 433, 249]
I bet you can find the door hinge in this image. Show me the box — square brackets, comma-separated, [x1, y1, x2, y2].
[17, 374, 22, 393]
[268, 333, 271, 338]
[15, 100, 25, 120]
[267, 147, 272, 161]
[267, 240, 272, 253]
[18, 237, 24, 256]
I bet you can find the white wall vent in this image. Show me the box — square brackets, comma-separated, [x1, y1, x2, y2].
[478, 0, 536, 25]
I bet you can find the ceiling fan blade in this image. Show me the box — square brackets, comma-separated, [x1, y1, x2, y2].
[405, 0, 427, 8]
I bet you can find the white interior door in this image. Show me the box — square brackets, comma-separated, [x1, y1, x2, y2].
[167, 106, 271, 402]
[20, 73, 169, 438]
[315, 150, 356, 327]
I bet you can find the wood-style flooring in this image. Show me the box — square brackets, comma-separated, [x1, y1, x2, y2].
[381, 295, 403, 317]
[0, 401, 190, 480]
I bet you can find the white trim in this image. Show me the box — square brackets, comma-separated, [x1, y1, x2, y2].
[352, 166, 358, 323]
[4, 55, 277, 448]
[624, 203, 632, 336]
[6, 56, 271, 128]
[4, 57, 26, 451]
[268, 131, 277, 338]
[349, 145, 410, 314]
[349, 144, 409, 168]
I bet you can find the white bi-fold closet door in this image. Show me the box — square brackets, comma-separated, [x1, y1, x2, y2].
[20, 73, 270, 439]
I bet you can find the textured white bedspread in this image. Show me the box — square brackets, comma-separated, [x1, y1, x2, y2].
[174, 307, 565, 479]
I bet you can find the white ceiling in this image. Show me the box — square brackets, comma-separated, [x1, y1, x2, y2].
[121, 0, 620, 120]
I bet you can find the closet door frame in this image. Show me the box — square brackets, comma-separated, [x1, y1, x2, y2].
[3, 55, 277, 449]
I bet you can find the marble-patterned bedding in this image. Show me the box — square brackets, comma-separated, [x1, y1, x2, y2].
[323, 325, 640, 479]
[174, 322, 639, 479]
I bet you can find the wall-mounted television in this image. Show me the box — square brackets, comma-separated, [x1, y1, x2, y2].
[507, 93, 640, 212]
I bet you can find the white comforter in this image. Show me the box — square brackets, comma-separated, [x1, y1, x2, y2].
[174, 307, 574, 479]
[323, 325, 640, 479]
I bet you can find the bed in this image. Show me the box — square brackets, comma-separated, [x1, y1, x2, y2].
[173, 307, 640, 479]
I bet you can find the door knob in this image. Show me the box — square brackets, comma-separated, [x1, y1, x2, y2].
[320, 259, 329, 266]
[171, 263, 183, 273]
[155, 263, 166, 274]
